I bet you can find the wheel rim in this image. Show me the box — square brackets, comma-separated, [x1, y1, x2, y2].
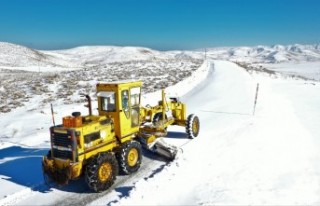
[127, 148, 138, 167]
[98, 163, 112, 182]
[192, 118, 199, 135]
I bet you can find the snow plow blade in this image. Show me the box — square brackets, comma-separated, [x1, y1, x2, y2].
[148, 138, 179, 160]
[42, 156, 70, 186]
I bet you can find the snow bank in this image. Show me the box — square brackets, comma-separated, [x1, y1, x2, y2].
[166, 60, 210, 97]
[141, 60, 211, 106]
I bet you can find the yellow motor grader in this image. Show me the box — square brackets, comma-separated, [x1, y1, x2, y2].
[42, 80, 200, 192]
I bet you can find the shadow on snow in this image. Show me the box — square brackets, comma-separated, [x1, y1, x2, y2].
[166, 131, 188, 139]
[0, 146, 52, 193]
[0, 131, 187, 194]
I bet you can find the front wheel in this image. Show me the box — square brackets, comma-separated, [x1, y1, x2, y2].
[116, 140, 142, 175]
[85, 152, 118, 192]
[186, 114, 200, 139]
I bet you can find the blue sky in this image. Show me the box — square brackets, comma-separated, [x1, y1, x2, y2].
[0, 0, 319, 50]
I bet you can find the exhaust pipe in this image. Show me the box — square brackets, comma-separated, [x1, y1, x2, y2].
[81, 94, 92, 116]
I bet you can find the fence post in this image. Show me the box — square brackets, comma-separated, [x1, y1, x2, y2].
[253, 83, 259, 115]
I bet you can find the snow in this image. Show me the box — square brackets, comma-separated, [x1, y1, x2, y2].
[1, 43, 320, 205]
[260, 61, 320, 81]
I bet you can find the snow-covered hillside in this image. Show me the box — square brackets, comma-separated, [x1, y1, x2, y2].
[0, 42, 204, 113]
[0, 42, 320, 205]
[1, 41, 320, 82]
[1, 42, 320, 70]
[206, 44, 320, 63]
[0, 42, 203, 70]
[44, 46, 171, 66]
[204, 44, 320, 81]
[0, 42, 81, 68]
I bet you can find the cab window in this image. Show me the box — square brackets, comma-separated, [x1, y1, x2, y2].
[130, 87, 141, 107]
[121, 90, 130, 118]
[98, 91, 116, 112]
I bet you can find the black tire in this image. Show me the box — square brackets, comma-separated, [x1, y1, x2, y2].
[85, 152, 118, 192]
[186, 114, 200, 139]
[116, 140, 142, 175]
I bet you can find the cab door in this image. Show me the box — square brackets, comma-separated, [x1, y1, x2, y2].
[119, 87, 141, 138]
[129, 87, 141, 128]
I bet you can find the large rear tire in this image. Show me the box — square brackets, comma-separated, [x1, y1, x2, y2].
[85, 152, 118, 192]
[116, 140, 142, 175]
[186, 114, 200, 139]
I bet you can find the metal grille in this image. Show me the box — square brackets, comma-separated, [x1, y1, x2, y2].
[52, 148, 73, 159]
[52, 132, 71, 147]
[51, 130, 73, 160]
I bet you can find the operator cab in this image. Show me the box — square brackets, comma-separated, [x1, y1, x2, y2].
[96, 80, 142, 141]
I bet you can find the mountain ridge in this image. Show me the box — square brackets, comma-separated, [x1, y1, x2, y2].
[1, 42, 320, 69]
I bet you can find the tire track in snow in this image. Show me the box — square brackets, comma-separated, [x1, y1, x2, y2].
[53, 151, 168, 206]
[0, 182, 48, 205]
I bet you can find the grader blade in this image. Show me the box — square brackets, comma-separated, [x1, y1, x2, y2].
[149, 138, 179, 160]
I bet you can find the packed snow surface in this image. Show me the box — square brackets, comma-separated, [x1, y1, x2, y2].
[0, 42, 320, 205]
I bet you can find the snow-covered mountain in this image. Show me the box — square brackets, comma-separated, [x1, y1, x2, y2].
[0, 42, 81, 68]
[0, 42, 204, 113]
[0, 42, 202, 69]
[206, 44, 320, 63]
[1, 42, 320, 70]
